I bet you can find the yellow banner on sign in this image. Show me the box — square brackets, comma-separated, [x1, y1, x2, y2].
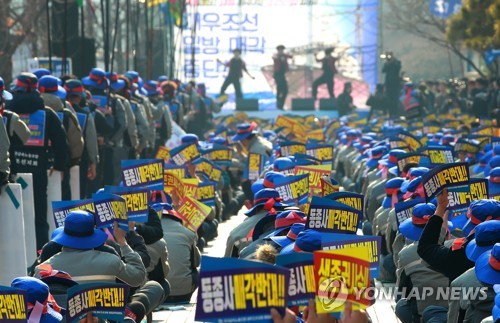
[177, 196, 212, 231]
[294, 165, 331, 194]
[182, 178, 199, 197]
[306, 129, 325, 142]
[314, 245, 371, 314]
[155, 146, 170, 161]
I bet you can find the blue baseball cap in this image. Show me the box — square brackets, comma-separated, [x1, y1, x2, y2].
[382, 177, 405, 209]
[245, 188, 289, 216]
[251, 179, 265, 194]
[265, 210, 307, 238]
[271, 223, 306, 248]
[11, 277, 63, 322]
[38, 75, 66, 100]
[143, 80, 160, 97]
[82, 68, 108, 90]
[487, 156, 500, 177]
[273, 157, 295, 173]
[399, 203, 439, 241]
[489, 167, 500, 197]
[232, 122, 259, 142]
[181, 133, 199, 145]
[466, 220, 500, 262]
[0, 77, 13, 100]
[32, 68, 52, 80]
[106, 72, 126, 91]
[366, 146, 386, 168]
[51, 210, 108, 249]
[462, 199, 500, 236]
[379, 149, 407, 168]
[475, 243, 500, 285]
[263, 171, 286, 189]
[474, 152, 493, 175]
[293, 229, 322, 253]
[157, 75, 168, 83]
[401, 168, 429, 193]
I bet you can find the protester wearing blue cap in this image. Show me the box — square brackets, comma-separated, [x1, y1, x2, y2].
[9, 73, 68, 249]
[447, 243, 499, 323]
[366, 146, 386, 169]
[251, 179, 265, 194]
[462, 199, 500, 236]
[82, 68, 108, 90]
[382, 177, 405, 209]
[487, 156, 500, 177]
[106, 72, 126, 91]
[144, 80, 161, 97]
[466, 221, 500, 262]
[399, 203, 453, 241]
[273, 157, 295, 174]
[475, 152, 493, 176]
[263, 171, 286, 189]
[239, 210, 306, 260]
[225, 188, 289, 257]
[32, 68, 52, 80]
[11, 277, 63, 322]
[379, 149, 407, 168]
[271, 223, 305, 249]
[280, 229, 322, 254]
[0, 76, 13, 100]
[232, 122, 259, 142]
[489, 167, 500, 198]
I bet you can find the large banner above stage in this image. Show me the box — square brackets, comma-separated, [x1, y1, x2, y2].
[178, 0, 379, 109]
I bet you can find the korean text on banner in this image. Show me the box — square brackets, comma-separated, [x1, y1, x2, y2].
[275, 252, 316, 306]
[421, 162, 470, 202]
[0, 286, 27, 321]
[52, 199, 95, 228]
[121, 159, 164, 191]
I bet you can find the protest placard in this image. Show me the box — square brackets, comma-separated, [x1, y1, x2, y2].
[121, 159, 163, 190]
[294, 165, 331, 194]
[92, 193, 128, 230]
[0, 286, 27, 321]
[197, 182, 216, 206]
[66, 283, 128, 323]
[177, 196, 212, 232]
[321, 234, 382, 278]
[447, 178, 489, 214]
[280, 141, 306, 156]
[314, 246, 371, 313]
[202, 144, 233, 166]
[169, 142, 200, 165]
[244, 153, 266, 181]
[421, 162, 470, 202]
[397, 152, 424, 173]
[52, 199, 95, 228]
[155, 146, 170, 161]
[305, 143, 334, 164]
[275, 253, 316, 306]
[321, 176, 340, 196]
[397, 131, 422, 151]
[195, 256, 289, 323]
[454, 139, 480, 155]
[324, 192, 364, 215]
[274, 173, 309, 205]
[394, 198, 425, 227]
[427, 146, 454, 166]
[306, 196, 361, 234]
[105, 186, 150, 222]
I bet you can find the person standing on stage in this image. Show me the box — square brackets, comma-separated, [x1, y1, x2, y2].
[312, 47, 337, 100]
[217, 49, 255, 99]
[273, 45, 293, 110]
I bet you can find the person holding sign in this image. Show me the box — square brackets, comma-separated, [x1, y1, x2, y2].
[158, 203, 201, 303]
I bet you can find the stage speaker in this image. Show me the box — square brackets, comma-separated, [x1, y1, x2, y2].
[236, 99, 259, 111]
[319, 98, 337, 110]
[291, 98, 315, 111]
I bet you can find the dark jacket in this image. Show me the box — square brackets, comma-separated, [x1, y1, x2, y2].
[417, 215, 474, 283]
[7, 92, 68, 172]
[135, 208, 164, 245]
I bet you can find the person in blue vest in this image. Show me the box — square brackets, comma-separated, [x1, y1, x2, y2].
[7, 73, 68, 250]
[64, 79, 99, 198]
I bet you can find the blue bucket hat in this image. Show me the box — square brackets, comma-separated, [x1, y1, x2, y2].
[382, 177, 405, 209]
[263, 171, 286, 189]
[245, 188, 289, 216]
[232, 122, 259, 142]
[11, 277, 63, 322]
[157, 75, 168, 83]
[401, 167, 429, 193]
[251, 179, 265, 194]
[273, 157, 295, 173]
[466, 220, 500, 262]
[379, 149, 407, 168]
[106, 72, 126, 91]
[271, 223, 305, 248]
[0, 77, 13, 100]
[82, 68, 108, 90]
[280, 229, 322, 254]
[124, 70, 140, 84]
[399, 203, 439, 241]
[265, 210, 307, 238]
[51, 210, 108, 249]
[475, 243, 500, 285]
[489, 167, 500, 197]
[263, 130, 277, 141]
[462, 199, 500, 236]
[38, 75, 66, 100]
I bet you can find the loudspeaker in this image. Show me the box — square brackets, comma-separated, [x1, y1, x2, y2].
[319, 98, 337, 110]
[291, 98, 315, 111]
[236, 99, 259, 111]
